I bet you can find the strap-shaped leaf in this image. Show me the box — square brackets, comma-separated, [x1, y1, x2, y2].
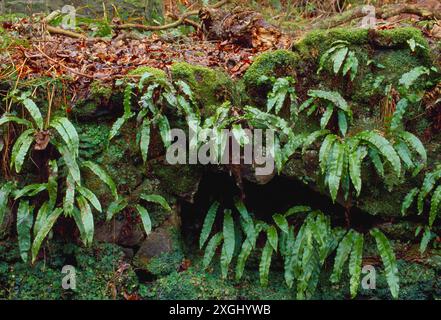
[320, 104, 334, 129]
[50, 117, 79, 157]
[106, 197, 128, 222]
[14, 183, 47, 200]
[358, 131, 401, 178]
[140, 118, 151, 164]
[140, 194, 171, 211]
[368, 148, 384, 177]
[47, 160, 58, 210]
[109, 116, 127, 141]
[222, 210, 235, 266]
[63, 173, 75, 217]
[332, 47, 349, 74]
[199, 201, 220, 249]
[81, 161, 117, 199]
[429, 185, 441, 227]
[308, 90, 349, 113]
[235, 238, 253, 281]
[327, 141, 345, 202]
[401, 187, 419, 216]
[398, 66, 430, 89]
[72, 208, 87, 246]
[77, 185, 102, 212]
[395, 141, 414, 170]
[330, 230, 353, 283]
[0, 182, 14, 227]
[259, 240, 273, 287]
[57, 144, 81, 184]
[348, 146, 367, 196]
[419, 227, 432, 254]
[390, 98, 408, 132]
[76, 196, 94, 246]
[267, 225, 279, 252]
[396, 131, 427, 165]
[10, 129, 34, 173]
[273, 213, 289, 234]
[157, 114, 171, 148]
[31, 207, 62, 263]
[203, 232, 223, 269]
[417, 170, 441, 214]
[17, 200, 33, 262]
[349, 232, 364, 298]
[22, 98, 43, 130]
[0, 114, 32, 127]
[135, 204, 152, 235]
[370, 228, 399, 299]
[337, 110, 348, 137]
[302, 129, 329, 154]
[284, 205, 312, 217]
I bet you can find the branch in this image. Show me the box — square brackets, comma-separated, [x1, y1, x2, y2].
[311, 4, 441, 30]
[117, 0, 229, 31]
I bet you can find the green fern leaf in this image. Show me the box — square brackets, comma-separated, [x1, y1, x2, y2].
[17, 200, 33, 262]
[157, 115, 171, 148]
[273, 213, 289, 234]
[199, 201, 219, 249]
[22, 98, 43, 130]
[0, 114, 33, 127]
[417, 170, 441, 214]
[330, 230, 353, 283]
[259, 240, 273, 286]
[14, 183, 47, 200]
[81, 161, 117, 199]
[302, 129, 329, 154]
[106, 197, 128, 221]
[267, 225, 279, 252]
[0, 182, 14, 228]
[396, 131, 427, 166]
[77, 185, 102, 212]
[327, 141, 345, 202]
[333, 47, 349, 74]
[63, 174, 75, 217]
[320, 104, 334, 129]
[203, 232, 223, 269]
[140, 118, 151, 164]
[221, 210, 235, 275]
[349, 232, 364, 298]
[140, 194, 171, 211]
[308, 90, 349, 113]
[235, 238, 253, 281]
[11, 129, 34, 173]
[31, 208, 63, 263]
[76, 196, 94, 246]
[371, 228, 399, 299]
[134, 204, 152, 235]
[358, 131, 401, 177]
[390, 98, 408, 132]
[398, 66, 430, 89]
[419, 227, 432, 254]
[429, 185, 441, 227]
[57, 144, 81, 184]
[401, 188, 419, 216]
[50, 117, 80, 157]
[337, 110, 348, 137]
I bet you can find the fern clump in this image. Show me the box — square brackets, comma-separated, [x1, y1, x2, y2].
[317, 40, 359, 81]
[199, 200, 400, 299]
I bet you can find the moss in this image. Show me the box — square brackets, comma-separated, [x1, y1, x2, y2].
[243, 50, 300, 105]
[144, 250, 184, 277]
[127, 65, 167, 81]
[170, 62, 233, 115]
[0, 242, 138, 300]
[89, 80, 113, 101]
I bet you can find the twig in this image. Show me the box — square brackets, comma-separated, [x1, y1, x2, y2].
[33, 45, 95, 79]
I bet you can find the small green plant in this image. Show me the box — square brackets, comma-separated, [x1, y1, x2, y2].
[402, 165, 441, 230]
[109, 73, 199, 164]
[317, 40, 359, 81]
[260, 76, 297, 116]
[106, 193, 171, 236]
[0, 90, 119, 263]
[199, 200, 400, 299]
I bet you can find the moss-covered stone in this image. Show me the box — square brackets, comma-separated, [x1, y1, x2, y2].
[243, 50, 300, 106]
[127, 65, 167, 80]
[171, 62, 233, 115]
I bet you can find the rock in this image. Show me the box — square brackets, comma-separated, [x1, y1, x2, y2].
[94, 219, 145, 248]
